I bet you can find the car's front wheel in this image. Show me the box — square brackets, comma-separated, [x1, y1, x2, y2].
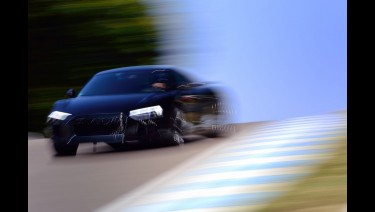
[164, 108, 185, 146]
[53, 142, 79, 156]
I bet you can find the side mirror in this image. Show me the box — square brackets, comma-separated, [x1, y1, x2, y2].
[65, 88, 77, 98]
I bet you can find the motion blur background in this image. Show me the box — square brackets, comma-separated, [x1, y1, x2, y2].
[28, 0, 346, 132]
[28, 1, 347, 211]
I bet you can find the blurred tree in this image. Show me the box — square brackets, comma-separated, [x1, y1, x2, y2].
[29, 0, 158, 86]
[28, 0, 159, 132]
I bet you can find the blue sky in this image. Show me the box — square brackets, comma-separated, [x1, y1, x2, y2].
[148, 0, 347, 123]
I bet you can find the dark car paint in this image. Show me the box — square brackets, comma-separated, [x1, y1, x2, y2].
[47, 65, 225, 155]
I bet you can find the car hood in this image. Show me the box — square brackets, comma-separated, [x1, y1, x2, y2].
[53, 93, 166, 116]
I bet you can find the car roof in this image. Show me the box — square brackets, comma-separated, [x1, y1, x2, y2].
[96, 65, 176, 75]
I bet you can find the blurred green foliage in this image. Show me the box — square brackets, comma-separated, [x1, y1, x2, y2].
[28, 0, 159, 133]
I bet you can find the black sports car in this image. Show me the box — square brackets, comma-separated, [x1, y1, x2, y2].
[46, 65, 230, 155]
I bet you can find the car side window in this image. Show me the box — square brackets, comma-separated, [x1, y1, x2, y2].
[173, 71, 192, 86]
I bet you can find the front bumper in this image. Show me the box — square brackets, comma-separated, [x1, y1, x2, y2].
[49, 112, 170, 145]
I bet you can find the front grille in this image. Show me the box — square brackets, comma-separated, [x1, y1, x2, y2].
[70, 113, 125, 136]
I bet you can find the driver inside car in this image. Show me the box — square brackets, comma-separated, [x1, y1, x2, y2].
[152, 77, 167, 90]
[145, 71, 171, 92]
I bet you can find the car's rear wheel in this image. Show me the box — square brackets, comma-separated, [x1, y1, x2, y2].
[204, 100, 235, 138]
[53, 142, 79, 156]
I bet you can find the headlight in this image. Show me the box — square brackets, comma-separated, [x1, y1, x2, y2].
[129, 105, 163, 121]
[47, 111, 72, 123]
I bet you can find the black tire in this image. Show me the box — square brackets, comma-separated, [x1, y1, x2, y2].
[53, 142, 79, 156]
[165, 128, 184, 146]
[164, 108, 185, 146]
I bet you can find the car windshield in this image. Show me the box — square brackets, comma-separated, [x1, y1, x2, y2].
[78, 70, 165, 96]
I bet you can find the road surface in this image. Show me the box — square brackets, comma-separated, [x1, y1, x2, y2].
[29, 111, 346, 212]
[28, 123, 259, 212]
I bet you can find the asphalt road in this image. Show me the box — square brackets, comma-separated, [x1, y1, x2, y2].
[28, 123, 262, 212]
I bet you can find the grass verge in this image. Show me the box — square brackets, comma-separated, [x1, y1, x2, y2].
[258, 136, 347, 212]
